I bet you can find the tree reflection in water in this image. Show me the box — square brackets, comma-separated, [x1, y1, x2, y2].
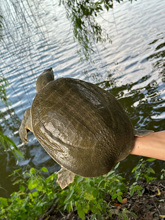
[60, 0, 115, 59]
[0, 0, 124, 60]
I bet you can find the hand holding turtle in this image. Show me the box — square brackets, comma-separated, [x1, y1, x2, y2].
[131, 131, 165, 161]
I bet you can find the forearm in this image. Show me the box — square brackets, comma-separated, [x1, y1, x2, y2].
[130, 131, 165, 161]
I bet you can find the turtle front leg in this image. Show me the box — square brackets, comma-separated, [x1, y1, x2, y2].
[19, 108, 33, 143]
[56, 167, 75, 189]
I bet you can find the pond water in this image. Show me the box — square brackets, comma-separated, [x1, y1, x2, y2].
[0, 0, 164, 198]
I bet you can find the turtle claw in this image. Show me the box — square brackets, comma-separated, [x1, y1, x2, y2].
[56, 168, 75, 189]
[19, 126, 28, 143]
[19, 108, 32, 143]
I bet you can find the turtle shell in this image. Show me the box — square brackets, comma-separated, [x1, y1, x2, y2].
[32, 78, 134, 177]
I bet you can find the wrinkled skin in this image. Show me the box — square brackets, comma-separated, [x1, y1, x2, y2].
[19, 68, 152, 189]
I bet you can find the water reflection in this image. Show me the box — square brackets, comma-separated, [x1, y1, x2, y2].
[0, 13, 2, 40]
[60, 0, 113, 59]
[97, 72, 164, 132]
[147, 40, 165, 81]
[97, 36, 165, 179]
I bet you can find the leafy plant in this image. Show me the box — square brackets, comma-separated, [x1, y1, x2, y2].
[0, 167, 57, 220]
[0, 73, 21, 158]
[56, 164, 127, 219]
[0, 131, 24, 159]
[130, 158, 157, 196]
[0, 158, 161, 220]
[160, 169, 165, 180]
[0, 164, 130, 220]
[132, 158, 157, 182]
[115, 208, 137, 220]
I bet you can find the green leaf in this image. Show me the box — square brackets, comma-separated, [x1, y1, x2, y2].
[146, 158, 156, 162]
[65, 189, 74, 202]
[30, 168, 37, 175]
[77, 204, 85, 220]
[130, 184, 143, 196]
[36, 184, 43, 191]
[134, 185, 143, 191]
[0, 197, 8, 208]
[65, 201, 73, 213]
[40, 167, 48, 173]
[98, 179, 106, 188]
[84, 192, 95, 201]
[131, 166, 137, 173]
[147, 167, 155, 174]
[90, 214, 97, 220]
[129, 186, 135, 197]
[32, 191, 38, 197]
[130, 211, 138, 218]
[76, 176, 84, 183]
[19, 185, 25, 192]
[117, 191, 123, 196]
[45, 174, 55, 183]
[114, 162, 120, 169]
[91, 205, 101, 215]
[111, 193, 117, 200]
[0, 132, 24, 158]
[117, 195, 122, 203]
[14, 149, 24, 158]
[28, 179, 39, 190]
[9, 168, 22, 177]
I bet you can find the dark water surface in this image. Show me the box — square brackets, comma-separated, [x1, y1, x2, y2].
[0, 0, 165, 197]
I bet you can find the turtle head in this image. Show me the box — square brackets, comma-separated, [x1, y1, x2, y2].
[36, 68, 54, 92]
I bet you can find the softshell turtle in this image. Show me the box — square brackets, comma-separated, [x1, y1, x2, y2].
[19, 68, 152, 189]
